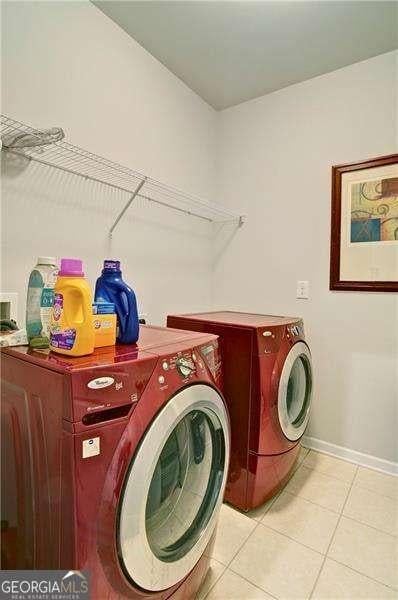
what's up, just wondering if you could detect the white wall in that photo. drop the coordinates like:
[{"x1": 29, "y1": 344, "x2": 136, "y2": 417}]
[
  {"x1": 1, "y1": 0, "x2": 217, "y2": 325},
  {"x1": 214, "y1": 51, "x2": 398, "y2": 464},
  {"x1": 2, "y1": 3, "x2": 397, "y2": 465}
]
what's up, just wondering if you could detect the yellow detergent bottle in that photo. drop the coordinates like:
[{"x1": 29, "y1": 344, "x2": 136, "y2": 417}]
[{"x1": 50, "y1": 258, "x2": 95, "y2": 356}]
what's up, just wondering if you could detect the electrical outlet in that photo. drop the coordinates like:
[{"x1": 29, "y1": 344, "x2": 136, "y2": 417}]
[
  {"x1": 297, "y1": 281, "x2": 309, "y2": 299},
  {"x1": 0, "y1": 292, "x2": 19, "y2": 321}
]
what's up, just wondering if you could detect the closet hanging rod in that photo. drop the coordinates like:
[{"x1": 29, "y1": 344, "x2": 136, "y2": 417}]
[
  {"x1": 138, "y1": 193, "x2": 214, "y2": 222},
  {"x1": 1, "y1": 114, "x2": 246, "y2": 229}
]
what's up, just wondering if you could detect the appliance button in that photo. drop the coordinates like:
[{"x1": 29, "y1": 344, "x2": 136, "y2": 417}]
[
  {"x1": 262, "y1": 331, "x2": 272, "y2": 337},
  {"x1": 158, "y1": 375, "x2": 165, "y2": 385},
  {"x1": 162, "y1": 361, "x2": 169, "y2": 371}
]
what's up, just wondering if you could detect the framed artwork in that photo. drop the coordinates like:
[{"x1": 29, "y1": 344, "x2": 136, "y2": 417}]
[{"x1": 330, "y1": 154, "x2": 398, "y2": 292}]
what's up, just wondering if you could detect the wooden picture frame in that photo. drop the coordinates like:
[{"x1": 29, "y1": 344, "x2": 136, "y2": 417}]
[{"x1": 330, "y1": 154, "x2": 398, "y2": 292}]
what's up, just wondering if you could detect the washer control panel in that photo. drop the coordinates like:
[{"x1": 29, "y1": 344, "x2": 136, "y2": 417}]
[
  {"x1": 175, "y1": 356, "x2": 195, "y2": 378},
  {"x1": 155, "y1": 341, "x2": 220, "y2": 390},
  {"x1": 156, "y1": 350, "x2": 202, "y2": 389}
]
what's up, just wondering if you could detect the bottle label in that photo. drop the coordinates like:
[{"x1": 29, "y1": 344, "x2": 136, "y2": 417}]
[
  {"x1": 103, "y1": 260, "x2": 120, "y2": 270},
  {"x1": 41, "y1": 288, "x2": 54, "y2": 308},
  {"x1": 101, "y1": 319, "x2": 113, "y2": 329},
  {"x1": 50, "y1": 328, "x2": 76, "y2": 350},
  {"x1": 26, "y1": 287, "x2": 43, "y2": 338},
  {"x1": 93, "y1": 318, "x2": 113, "y2": 330},
  {"x1": 53, "y1": 293, "x2": 63, "y2": 321},
  {"x1": 27, "y1": 266, "x2": 58, "y2": 342}
]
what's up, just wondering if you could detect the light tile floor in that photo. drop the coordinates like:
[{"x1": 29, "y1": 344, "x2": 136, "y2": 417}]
[{"x1": 197, "y1": 448, "x2": 398, "y2": 599}]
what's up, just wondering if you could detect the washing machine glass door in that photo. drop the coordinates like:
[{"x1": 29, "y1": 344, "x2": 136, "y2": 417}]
[
  {"x1": 278, "y1": 342, "x2": 312, "y2": 441},
  {"x1": 117, "y1": 384, "x2": 229, "y2": 592}
]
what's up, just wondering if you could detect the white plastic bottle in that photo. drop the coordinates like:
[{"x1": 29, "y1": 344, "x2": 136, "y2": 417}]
[{"x1": 26, "y1": 257, "x2": 58, "y2": 348}]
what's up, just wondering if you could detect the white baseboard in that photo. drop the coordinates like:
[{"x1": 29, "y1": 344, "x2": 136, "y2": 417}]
[{"x1": 302, "y1": 435, "x2": 398, "y2": 477}]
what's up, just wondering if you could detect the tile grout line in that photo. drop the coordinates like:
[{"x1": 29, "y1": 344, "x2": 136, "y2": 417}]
[
  {"x1": 199, "y1": 560, "x2": 227, "y2": 600},
  {"x1": 282, "y1": 485, "x2": 348, "y2": 514},
  {"x1": 203, "y1": 516, "x2": 261, "y2": 598},
  {"x1": 206, "y1": 449, "x2": 397, "y2": 599},
  {"x1": 302, "y1": 447, "x2": 398, "y2": 478},
  {"x1": 203, "y1": 483, "x2": 291, "y2": 599},
  {"x1": 305, "y1": 452, "x2": 398, "y2": 500},
  {"x1": 225, "y1": 566, "x2": 280, "y2": 600},
  {"x1": 278, "y1": 488, "x2": 345, "y2": 515},
  {"x1": 256, "y1": 518, "x2": 398, "y2": 595},
  {"x1": 349, "y1": 483, "x2": 398, "y2": 503},
  {"x1": 288, "y1": 469, "x2": 397, "y2": 513},
  {"x1": 205, "y1": 492, "x2": 284, "y2": 600},
  {"x1": 256, "y1": 486, "x2": 397, "y2": 562},
  {"x1": 205, "y1": 450, "x2": 319, "y2": 599},
  {"x1": 341, "y1": 514, "x2": 398, "y2": 539},
  {"x1": 282, "y1": 487, "x2": 397, "y2": 538},
  {"x1": 328, "y1": 556, "x2": 398, "y2": 592},
  {"x1": 256, "y1": 521, "x2": 326, "y2": 557},
  {"x1": 206, "y1": 451, "x2": 396, "y2": 599},
  {"x1": 308, "y1": 464, "x2": 359, "y2": 599},
  {"x1": 224, "y1": 494, "x2": 280, "y2": 568},
  {"x1": 205, "y1": 519, "x2": 271, "y2": 599},
  {"x1": 296, "y1": 462, "x2": 357, "y2": 485}
]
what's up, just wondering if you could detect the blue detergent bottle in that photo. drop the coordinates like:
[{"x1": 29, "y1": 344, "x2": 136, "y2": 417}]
[{"x1": 94, "y1": 260, "x2": 139, "y2": 344}]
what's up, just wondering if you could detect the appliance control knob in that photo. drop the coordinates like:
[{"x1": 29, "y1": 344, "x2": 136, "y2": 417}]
[
  {"x1": 162, "y1": 361, "x2": 169, "y2": 371},
  {"x1": 158, "y1": 375, "x2": 165, "y2": 385},
  {"x1": 176, "y1": 357, "x2": 195, "y2": 378}
]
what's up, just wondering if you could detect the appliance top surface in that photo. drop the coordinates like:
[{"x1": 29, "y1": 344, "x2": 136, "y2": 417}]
[
  {"x1": 0, "y1": 325, "x2": 217, "y2": 373},
  {"x1": 170, "y1": 311, "x2": 300, "y2": 328},
  {"x1": 138, "y1": 324, "x2": 217, "y2": 349}
]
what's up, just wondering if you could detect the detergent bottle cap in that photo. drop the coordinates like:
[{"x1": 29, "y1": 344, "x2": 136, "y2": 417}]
[
  {"x1": 103, "y1": 259, "x2": 121, "y2": 271},
  {"x1": 37, "y1": 256, "x2": 57, "y2": 266},
  {"x1": 59, "y1": 258, "x2": 84, "y2": 277}
]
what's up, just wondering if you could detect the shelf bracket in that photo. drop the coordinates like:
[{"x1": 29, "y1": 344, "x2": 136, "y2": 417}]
[{"x1": 109, "y1": 177, "x2": 147, "y2": 237}]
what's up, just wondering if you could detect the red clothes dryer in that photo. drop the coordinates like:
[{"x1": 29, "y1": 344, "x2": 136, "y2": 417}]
[
  {"x1": 1, "y1": 325, "x2": 230, "y2": 599},
  {"x1": 167, "y1": 312, "x2": 313, "y2": 512}
]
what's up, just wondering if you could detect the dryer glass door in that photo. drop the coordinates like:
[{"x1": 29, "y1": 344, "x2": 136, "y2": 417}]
[
  {"x1": 117, "y1": 384, "x2": 229, "y2": 592},
  {"x1": 278, "y1": 342, "x2": 312, "y2": 441}
]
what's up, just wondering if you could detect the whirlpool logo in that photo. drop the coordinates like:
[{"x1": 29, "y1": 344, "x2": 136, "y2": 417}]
[{"x1": 0, "y1": 570, "x2": 89, "y2": 599}]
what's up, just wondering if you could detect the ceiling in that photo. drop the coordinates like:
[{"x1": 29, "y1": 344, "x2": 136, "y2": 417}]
[{"x1": 93, "y1": 1, "x2": 398, "y2": 110}]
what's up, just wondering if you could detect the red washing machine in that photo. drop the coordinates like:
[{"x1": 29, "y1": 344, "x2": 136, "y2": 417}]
[
  {"x1": 1, "y1": 325, "x2": 230, "y2": 599},
  {"x1": 167, "y1": 312, "x2": 313, "y2": 512}
]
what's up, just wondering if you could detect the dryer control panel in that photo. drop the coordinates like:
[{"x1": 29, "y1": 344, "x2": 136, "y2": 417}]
[{"x1": 287, "y1": 321, "x2": 304, "y2": 338}]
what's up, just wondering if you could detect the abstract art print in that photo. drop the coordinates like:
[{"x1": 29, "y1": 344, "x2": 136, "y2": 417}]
[
  {"x1": 350, "y1": 177, "x2": 398, "y2": 244},
  {"x1": 330, "y1": 154, "x2": 398, "y2": 292}
]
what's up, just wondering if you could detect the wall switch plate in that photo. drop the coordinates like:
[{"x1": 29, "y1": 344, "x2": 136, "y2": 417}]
[{"x1": 297, "y1": 281, "x2": 309, "y2": 299}]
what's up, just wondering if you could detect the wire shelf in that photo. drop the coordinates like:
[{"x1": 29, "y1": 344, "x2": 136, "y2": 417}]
[{"x1": 1, "y1": 115, "x2": 245, "y2": 234}]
